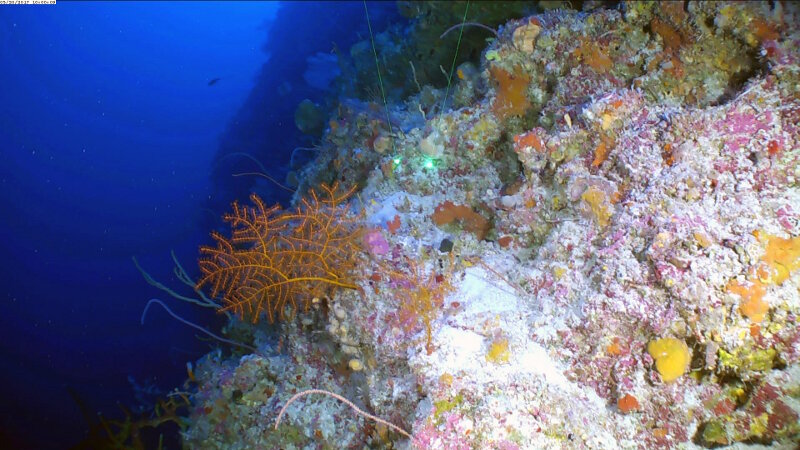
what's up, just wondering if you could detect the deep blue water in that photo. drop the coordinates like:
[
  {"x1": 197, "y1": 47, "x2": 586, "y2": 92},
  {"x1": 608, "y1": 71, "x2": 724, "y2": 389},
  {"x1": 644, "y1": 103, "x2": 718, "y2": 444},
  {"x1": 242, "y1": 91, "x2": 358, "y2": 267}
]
[{"x1": 0, "y1": 2, "x2": 399, "y2": 447}]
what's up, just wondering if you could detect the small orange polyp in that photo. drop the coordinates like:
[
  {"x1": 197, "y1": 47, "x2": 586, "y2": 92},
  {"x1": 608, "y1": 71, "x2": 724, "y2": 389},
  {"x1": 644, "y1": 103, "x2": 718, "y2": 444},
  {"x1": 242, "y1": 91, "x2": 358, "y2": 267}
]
[{"x1": 617, "y1": 394, "x2": 640, "y2": 413}]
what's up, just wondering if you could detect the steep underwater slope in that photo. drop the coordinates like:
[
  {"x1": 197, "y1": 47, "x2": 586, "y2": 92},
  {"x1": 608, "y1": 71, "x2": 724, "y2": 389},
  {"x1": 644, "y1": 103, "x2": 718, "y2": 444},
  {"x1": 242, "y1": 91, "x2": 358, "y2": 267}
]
[{"x1": 185, "y1": 2, "x2": 800, "y2": 449}]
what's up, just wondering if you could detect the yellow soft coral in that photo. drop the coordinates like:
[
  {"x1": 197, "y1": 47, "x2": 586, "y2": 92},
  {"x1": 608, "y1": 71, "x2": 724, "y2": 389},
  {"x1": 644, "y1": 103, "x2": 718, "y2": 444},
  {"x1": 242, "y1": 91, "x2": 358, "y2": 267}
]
[{"x1": 648, "y1": 337, "x2": 690, "y2": 382}]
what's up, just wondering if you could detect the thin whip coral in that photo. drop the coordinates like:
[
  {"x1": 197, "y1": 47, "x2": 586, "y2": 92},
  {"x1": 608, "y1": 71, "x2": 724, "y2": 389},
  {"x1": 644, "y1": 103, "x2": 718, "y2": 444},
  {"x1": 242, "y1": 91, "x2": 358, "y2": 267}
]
[
  {"x1": 275, "y1": 389, "x2": 412, "y2": 440},
  {"x1": 197, "y1": 183, "x2": 363, "y2": 323}
]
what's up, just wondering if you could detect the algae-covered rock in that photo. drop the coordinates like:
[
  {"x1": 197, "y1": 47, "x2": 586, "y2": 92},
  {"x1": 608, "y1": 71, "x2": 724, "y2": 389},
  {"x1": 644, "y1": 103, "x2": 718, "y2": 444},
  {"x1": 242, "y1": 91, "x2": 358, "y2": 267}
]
[{"x1": 294, "y1": 99, "x2": 325, "y2": 137}]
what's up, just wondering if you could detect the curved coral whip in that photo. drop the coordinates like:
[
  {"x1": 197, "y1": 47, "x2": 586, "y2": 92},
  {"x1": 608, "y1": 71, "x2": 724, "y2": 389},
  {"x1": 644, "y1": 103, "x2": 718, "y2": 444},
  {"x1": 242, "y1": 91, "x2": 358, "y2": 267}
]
[
  {"x1": 274, "y1": 389, "x2": 412, "y2": 440},
  {"x1": 141, "y1": 299, "x2": 256, "y2": 352},
  {"x1": 440, "y1": 21, "x2": 498, "y2": 39}
]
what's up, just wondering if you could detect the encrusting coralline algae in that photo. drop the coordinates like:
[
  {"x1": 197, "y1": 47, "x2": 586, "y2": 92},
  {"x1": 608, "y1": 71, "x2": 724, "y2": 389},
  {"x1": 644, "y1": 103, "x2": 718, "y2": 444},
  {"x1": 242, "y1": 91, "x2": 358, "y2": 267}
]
[{"x1": 184, "y1": 2, "x2": 800, "y2": 449}]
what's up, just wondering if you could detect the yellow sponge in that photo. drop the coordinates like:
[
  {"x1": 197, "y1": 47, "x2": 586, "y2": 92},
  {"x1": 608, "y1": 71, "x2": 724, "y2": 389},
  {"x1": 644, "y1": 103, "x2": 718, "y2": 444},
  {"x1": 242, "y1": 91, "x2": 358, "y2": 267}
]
[
  {"x1": 486, "y1": 337, "x2": 511, "y2": 364},
  {"x1": 648, "y1": 337, "x2": 690, "y2": 382}
]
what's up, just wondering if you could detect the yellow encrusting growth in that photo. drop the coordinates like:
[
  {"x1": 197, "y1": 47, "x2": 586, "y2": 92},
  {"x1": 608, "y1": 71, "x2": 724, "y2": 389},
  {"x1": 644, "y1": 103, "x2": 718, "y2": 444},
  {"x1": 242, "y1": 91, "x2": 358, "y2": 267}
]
[
  {"x1": 726, "y1": 231, "x2": 800, "y2": 323},
  {"x1": 581, "y1": 186, "x2": 613, "y2": 227},
  {"x1": 439, "y1": 373, "x2": 454, "y2": 387},
  {"x1": 754, "y1": 231, "x2": 800, "y2": 285},
  {"x1": 727, "y1": 279, "x2": 768, "y2": 322},
  {"x1": 486, "y1": 337, "x2": 511, "y2": 364},
  {"x1": 647, "y1": 337, "x2": 690, "y2": 382}
]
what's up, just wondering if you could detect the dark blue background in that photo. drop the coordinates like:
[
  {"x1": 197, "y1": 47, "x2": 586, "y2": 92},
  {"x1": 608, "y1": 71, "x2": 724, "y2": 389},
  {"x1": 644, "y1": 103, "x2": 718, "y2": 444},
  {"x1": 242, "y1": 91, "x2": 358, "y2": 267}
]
[{"x1": 0, "y1": 2, "x2": 400, "y2": 447}]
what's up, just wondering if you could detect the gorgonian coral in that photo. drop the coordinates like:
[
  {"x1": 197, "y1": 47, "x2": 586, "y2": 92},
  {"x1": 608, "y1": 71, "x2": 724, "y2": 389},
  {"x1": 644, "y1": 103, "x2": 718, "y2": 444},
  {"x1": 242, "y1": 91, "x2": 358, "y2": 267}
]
[{"x1": 197, "y1": 183, "x2": 364, "y2": 323}]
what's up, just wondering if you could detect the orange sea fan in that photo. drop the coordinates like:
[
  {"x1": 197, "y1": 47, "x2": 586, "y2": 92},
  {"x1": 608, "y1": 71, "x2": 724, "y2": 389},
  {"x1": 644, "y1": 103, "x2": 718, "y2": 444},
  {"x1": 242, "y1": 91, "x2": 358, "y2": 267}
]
[{"x1": 197, "y1": 183, "x2": 364, "y2": 323}]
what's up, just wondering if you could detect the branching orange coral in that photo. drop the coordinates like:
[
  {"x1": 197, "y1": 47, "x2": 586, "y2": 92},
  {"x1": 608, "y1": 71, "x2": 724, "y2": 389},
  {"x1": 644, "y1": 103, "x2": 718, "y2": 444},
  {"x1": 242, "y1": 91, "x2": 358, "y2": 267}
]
[
  {"x1": 197, "y1": 183, "x2": 363, "y2": 323},
  {"x1": 388, "y1": 254, "x2": 455, "y2": 355}
]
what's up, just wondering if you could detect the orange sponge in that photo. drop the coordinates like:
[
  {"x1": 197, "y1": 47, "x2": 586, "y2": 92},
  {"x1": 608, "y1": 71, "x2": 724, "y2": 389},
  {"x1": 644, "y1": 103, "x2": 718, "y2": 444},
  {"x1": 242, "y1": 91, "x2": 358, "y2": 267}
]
[
  {"x1": 647, "y1": 337, "x2": 690, "y2": 382},
  {"x1": 490, "y1": 65, "x2": 531, "y2": 120}
]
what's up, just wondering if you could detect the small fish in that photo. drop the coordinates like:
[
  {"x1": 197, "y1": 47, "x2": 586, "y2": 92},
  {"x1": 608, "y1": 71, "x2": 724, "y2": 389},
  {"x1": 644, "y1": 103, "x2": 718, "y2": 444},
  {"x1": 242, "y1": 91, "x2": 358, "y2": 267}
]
[
  {"x1": 207, "y1": 77, "x2": 221, "y2": 86},
  {"x1": 186, "y1": 361, "x2": 196, "y2": 383}
]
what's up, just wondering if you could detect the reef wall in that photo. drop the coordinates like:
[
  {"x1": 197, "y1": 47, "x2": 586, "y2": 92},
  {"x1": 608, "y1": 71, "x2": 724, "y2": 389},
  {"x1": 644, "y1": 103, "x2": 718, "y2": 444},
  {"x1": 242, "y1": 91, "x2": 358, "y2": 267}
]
[{"x1": 186, "y1": 2, "x2": 800, "y2": 449}]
